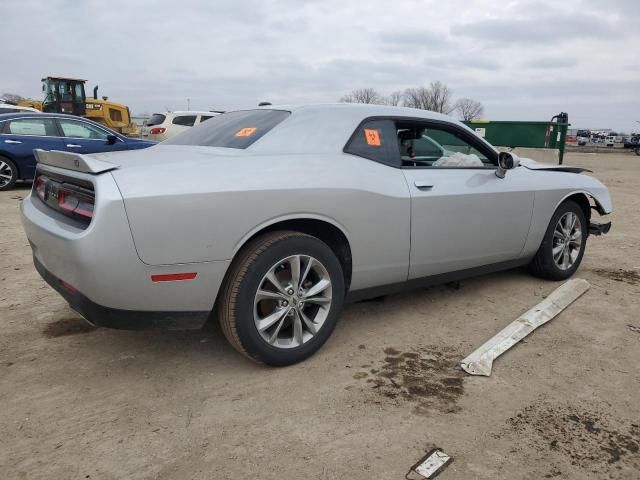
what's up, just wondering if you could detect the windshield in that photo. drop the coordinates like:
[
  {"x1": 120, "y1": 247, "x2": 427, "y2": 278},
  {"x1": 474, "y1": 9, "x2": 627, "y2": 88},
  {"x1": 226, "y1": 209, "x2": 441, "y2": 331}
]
[{"x1": 164, "y1": 109, "x2": 290, "y2": 149}]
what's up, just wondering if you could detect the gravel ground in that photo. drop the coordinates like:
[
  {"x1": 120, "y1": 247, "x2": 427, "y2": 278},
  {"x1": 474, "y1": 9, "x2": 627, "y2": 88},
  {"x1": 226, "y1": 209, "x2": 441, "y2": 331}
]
[{"x1": 1, "y1": 151, "x2": 639, "y2": 479}]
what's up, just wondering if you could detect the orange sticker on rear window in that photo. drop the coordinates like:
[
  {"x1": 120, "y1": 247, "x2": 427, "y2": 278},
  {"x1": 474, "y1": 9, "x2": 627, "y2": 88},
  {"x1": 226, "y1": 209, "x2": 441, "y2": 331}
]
[
  {"x1": 364, "y1": 128, "x2": 381, "y2": 146},
  {"x1": 235, "y1": 127, "x2": 257, "y2": 137}
]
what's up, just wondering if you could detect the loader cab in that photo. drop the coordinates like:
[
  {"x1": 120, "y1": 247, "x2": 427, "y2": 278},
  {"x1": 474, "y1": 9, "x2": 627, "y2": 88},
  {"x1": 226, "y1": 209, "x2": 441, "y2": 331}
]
[{"x1": 41, "y1": 77, "x2": 86, "y2": 117}]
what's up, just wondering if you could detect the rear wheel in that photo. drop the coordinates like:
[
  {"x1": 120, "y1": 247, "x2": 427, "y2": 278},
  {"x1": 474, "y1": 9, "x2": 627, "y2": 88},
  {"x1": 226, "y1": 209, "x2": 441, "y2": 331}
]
[
  {"x1": 218, "y1": 231, "x2": 345, "y2": 366},
  {"x1": 0, "y1": 157, "x2": 18, "y2": 191},
  {"x1": 530, "y1": 200, "x2": 587, "y2": 280}
]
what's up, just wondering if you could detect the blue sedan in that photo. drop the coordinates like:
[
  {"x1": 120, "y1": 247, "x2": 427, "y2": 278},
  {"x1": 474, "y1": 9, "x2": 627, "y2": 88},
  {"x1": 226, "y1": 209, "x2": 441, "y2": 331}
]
[{"x1": 0, "y1": 113, "x2": 155, "y2": 190}]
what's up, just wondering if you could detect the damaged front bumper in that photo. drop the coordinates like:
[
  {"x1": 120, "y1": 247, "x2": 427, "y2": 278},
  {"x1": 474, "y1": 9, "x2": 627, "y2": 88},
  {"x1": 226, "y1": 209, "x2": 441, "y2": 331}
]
[{"x1": 589, "y1": 221, "x2": 612, "y2": 236}]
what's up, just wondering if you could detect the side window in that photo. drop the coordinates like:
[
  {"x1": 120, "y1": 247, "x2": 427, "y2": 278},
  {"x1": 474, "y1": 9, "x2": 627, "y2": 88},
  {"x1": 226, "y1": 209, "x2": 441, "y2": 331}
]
[
  {"x1": 344, "y1": 119, "x2": 400, "y2": 166},
  {"x1": 396, "y1": 122, "x2": 494, "y2": 168},
  {"x1": 58, "y1": 120, "x2": 109, "y2": 140},
  {"x1": 5, "y1": 118, "x2": 57, "y2": 136},
  {"x1": 200, "y1": 115, "x2": 213, "y2": 122},
  {"x1": 172, "y1": 115, "x2": 197, "y2": 127}
]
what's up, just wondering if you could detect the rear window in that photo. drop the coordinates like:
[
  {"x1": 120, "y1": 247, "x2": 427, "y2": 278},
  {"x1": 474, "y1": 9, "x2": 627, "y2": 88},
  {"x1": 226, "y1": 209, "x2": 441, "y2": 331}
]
[
  {"x1": 164, "y1": 109, "x2": 290, "y2": 149},
  {"x1": 200, "y1": 115, "x2": 214, "y2": 122},
  {"x1": 146, "y1": 113, "x2": 166, "y2": 127},
  {"x1": 172, "y1": 115, "x2": 197, "y2": 127}
]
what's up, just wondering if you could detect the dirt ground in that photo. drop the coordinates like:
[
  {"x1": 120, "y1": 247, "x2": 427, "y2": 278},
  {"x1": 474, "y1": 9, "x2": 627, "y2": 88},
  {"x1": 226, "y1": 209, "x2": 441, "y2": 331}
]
[{"x1": 1, "y1": 151, "x2": 639, "y2": 480}]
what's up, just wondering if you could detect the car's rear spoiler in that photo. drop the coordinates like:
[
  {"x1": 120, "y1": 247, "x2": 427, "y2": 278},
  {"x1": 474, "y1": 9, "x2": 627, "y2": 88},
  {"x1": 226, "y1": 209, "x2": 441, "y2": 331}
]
[{"x1": 33, "y1": 149, "x2": 119, "y2": 174}]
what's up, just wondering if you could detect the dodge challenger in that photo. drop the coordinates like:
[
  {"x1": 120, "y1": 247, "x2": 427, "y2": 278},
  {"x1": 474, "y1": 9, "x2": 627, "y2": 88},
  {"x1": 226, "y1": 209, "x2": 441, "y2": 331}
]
[{"x1": 20, "y1": 104, "x2": 612, "y2": 365}]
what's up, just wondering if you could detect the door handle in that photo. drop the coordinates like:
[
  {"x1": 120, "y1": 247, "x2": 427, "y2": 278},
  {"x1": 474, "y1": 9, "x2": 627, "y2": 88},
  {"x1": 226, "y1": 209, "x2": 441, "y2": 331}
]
[
  {"x1": 66, "y1": 144, "x2": 82, "y2": 148},
  {"x1": 4, "y1": 139, "x2": 22, "y2": 144},
  {"x1": 414, "y1": 181, "x2": 434, "y2": 191}
]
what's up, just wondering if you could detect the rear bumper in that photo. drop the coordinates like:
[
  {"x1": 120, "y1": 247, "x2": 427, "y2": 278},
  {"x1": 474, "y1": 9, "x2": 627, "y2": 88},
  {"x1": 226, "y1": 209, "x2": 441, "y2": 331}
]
[
  {"x1": 34, "y1": 256, "x2": 208, "y2": 330},
  {"x1": 21, "y1": 164, "x2": 230, "y2": 328}
]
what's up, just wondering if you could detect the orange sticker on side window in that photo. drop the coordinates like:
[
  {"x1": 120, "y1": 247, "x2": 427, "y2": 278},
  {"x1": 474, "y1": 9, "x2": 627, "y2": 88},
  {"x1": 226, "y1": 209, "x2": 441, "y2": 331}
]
[
  {"x1": 235, "y1": 127, "x2": 257, "y2": 137},
  {"x1": 364, "y1": 128, "x2": 381, "y2": 146}
]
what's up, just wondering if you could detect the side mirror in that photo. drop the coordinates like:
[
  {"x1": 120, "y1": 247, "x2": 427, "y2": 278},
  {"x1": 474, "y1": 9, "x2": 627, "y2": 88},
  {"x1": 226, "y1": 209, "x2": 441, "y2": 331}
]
[
  {"x1": 496, "y1": 151, "x2": 520, "y2": 178},
  {"x1": 107, "y1": 134, "x2": 118, "y2": 145}
]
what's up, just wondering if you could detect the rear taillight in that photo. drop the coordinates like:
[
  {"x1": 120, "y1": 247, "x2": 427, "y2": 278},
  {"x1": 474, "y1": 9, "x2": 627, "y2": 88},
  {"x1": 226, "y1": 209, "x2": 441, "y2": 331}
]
[
  {"x1": 35, "y1": 176, "x2": 46, "y2": 199},
  {"x1": 57, "y1": 189, "x2": 94, "y2": 220},
  {"x1": 34, "y1": 174, "x2": 94, "y2": 224},
  {"x1": 150, "y1": 127, "x2": 166, "y2": 135}
]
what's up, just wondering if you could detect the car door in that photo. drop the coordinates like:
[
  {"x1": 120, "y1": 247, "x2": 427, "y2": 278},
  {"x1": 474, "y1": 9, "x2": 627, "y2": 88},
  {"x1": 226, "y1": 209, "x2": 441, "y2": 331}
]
[
  {"x1": 0, "y1": 117, "x2": 65, "y2": 180},
  {"x1": 56, "y1": 118, "x2": 124, "y2": 154},
  {"x1": 397, "y1": 120, "x2": 535, "y2": 279}
]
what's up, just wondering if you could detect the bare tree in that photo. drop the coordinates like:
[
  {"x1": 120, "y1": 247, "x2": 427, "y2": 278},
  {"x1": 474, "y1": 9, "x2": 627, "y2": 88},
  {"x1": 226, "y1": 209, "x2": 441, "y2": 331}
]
[
  {"x1": 402, "y1": 86, "x2": 431, "y2": 110},
  {"x1": 384, "y1": 90, "x2": 403, "y2": 106},
  {"x1": 339, "y1": 88, "x2": 383, "y2": 104},
  {"x1": 1, "y1": 93, "x2": 25, "y2": 105},
  {"x1": 403, "y1": 81, "x2": 455, "y2": 114},
  {"x1": 427, "y1": 81, "x2": 454, "y2": 114},
  {"x1": 455, "y1": 98, "x2": 484, "y2": 121}
]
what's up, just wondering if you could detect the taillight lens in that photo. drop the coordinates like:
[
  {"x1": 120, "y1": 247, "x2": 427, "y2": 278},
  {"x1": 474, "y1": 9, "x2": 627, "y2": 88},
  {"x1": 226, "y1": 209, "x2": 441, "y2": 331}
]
[
  {"x1": 150, "y1": 127, "x2": 166, "y2": 135},
  {"x1": 57, "y1": 190, "x2": 94, "y2": 220},
  {"x1": 35, "y1": 176, "x2": 46, "y2": 199},
  {"x1": 34, "y1": 174, "x2": 94, "y2": 224}
]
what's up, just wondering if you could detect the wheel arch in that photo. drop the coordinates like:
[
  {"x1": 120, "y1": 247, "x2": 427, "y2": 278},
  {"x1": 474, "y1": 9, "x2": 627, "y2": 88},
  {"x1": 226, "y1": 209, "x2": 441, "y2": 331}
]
[
  {"x1": 554, "y1": 190, "x2": 609, "y2": 222},
  {"x1": 231, "y1": 215, "x2": 353, "y2": 290},
  {"x1": 557, "y1": 192, "x2": 592, "y2": 222}
]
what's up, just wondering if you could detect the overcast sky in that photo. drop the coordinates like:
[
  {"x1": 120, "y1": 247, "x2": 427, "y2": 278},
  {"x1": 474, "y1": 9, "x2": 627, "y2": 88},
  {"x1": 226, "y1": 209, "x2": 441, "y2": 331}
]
[{"x1": 2, "y1": 0, "x2": 639, "y2": 131}]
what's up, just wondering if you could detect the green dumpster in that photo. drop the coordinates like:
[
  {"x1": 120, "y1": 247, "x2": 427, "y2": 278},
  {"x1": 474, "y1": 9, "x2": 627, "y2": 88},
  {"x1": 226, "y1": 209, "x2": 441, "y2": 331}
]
[{"x1": 464, "y1": 113, "x2": 569, "y2": 164}]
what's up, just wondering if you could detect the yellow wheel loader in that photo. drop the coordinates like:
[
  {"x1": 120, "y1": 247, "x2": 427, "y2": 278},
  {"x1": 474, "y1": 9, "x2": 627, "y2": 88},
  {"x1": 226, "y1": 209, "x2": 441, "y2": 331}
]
[{"x1": 19, "y1": 77, "x2": 139, "y2": 136}]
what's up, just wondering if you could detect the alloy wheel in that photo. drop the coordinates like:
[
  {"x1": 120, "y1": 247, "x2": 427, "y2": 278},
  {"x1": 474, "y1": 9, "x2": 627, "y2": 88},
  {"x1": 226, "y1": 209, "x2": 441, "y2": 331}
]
[
  {"x1": 0, "y1": 160, "x2": 14, "y2": 188},
  {"x1": 552, "y1": 211, "x2": 583, "y2": 270},
  {"x1": 253, "y1": 255, "x2": 332, "y2": 349}
]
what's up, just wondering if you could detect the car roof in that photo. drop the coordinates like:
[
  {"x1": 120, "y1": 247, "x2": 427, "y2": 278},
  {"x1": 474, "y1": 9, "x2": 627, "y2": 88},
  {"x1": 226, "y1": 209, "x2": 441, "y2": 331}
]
[
  {"x1": 155, "y1": 110, "x2": 218, "y2": 116},
  {"x1": 249, "y1": 103, "x2": 456, "y2": 122},
  {"x1": 0, "y1": 112, "x2": 98, "y2": 121},
  {"x1": 239, "y1": 103, "x2": 492, "y2": 155},
  {"x1": 0, "y1": 104, "x2": 40, "y2": 111}
]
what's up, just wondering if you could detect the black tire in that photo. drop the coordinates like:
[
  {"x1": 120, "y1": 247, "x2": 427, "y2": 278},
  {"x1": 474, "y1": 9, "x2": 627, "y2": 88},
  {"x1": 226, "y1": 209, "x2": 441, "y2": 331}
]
[
  {"x1": 634, "y1": 147, "x2": 640, "y2": 156},
  {"x1": 218, "y1": 230, "x2": 345, "y2": 366},
  {"x1": 0, "y1": 156, "x2": 18, "y2": 191},
  {"x1": 529, "y1": 200, "x2": 588, "y2": 280}
]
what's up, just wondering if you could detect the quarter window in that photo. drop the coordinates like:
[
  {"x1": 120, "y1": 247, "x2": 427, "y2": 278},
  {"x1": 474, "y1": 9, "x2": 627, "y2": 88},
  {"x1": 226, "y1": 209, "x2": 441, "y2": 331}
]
[
  {"x1": 200, "y1": 115, "x2": 214, "y2": 122},
  {"x1": 4, "y1": 118, "x2": 58, "y2": 136},
  {"x1": 172, "y1": 115, "x2": 197, "y2": 127},
  {"x1": 58, "y1": 120, "x2": 109, "y2": 140},
  {"x1": 344, "y1": 119, "x2": 400, "y2": 166}
]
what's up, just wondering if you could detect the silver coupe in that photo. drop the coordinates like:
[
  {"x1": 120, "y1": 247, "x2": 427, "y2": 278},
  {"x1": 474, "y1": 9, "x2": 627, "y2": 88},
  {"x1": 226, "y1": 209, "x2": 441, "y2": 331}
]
[{"x1": 21, "y1": 104, "x2": 612, "y2": 365}]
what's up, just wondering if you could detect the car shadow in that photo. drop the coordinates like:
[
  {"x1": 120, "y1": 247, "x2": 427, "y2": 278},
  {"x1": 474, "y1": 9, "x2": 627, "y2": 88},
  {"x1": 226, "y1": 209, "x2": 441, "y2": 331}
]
[
  {"x1": 13, "y1": 181, "x2": 33, "y2": 190},
  {"x1": 39, "y1": 267, "x2": 544, "y2": 373}
]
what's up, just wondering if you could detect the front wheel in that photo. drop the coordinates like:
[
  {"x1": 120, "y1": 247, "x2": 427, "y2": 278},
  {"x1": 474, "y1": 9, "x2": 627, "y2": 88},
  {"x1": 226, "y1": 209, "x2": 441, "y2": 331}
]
[
  {"x1": 0, "y1": 157, "x2": 18, "y2": 191},
  {"x1": 529, "y1": 200, "x2": 587, "y2": 280},
  {"x1": 218, "y1": 231, "x2": 345, "y2": 366}
]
